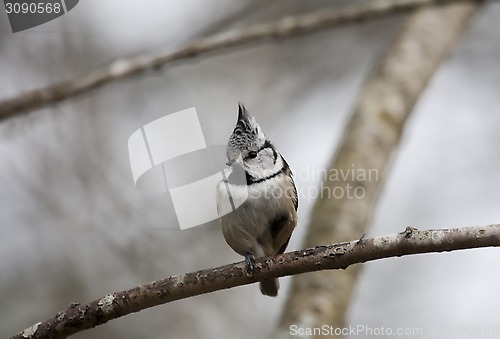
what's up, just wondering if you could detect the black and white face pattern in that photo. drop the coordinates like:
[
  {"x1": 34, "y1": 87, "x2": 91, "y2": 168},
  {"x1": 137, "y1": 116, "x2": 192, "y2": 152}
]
[
  {"x1": 226, "y1": 104, "x2": 284, "y2": 181},
  {"x1": 226, "y1": 104, "x2": 265, "y2": 162},
  {"x1": 243, "y1": 139, "x2": 284, "y2": 181}
]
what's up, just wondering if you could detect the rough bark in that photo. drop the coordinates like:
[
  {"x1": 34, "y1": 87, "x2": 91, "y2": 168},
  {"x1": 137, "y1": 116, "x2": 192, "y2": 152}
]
[{"x1": 10, "y1": 224, "x2": 500, "y2": 339}]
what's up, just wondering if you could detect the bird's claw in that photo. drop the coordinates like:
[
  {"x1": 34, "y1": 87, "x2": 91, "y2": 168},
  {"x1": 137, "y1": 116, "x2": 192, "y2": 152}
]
[{"x1": 244, "y1": 253, "x2": 255, "y2": 277}]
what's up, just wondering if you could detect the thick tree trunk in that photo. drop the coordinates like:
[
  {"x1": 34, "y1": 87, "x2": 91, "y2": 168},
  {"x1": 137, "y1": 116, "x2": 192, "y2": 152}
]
[{"x1": 273, "y1": 3, "x2": 479, "y2": 338}]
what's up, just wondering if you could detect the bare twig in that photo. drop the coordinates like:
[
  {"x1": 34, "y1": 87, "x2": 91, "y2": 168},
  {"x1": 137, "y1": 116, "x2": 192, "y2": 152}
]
[
  {"x1": 10, "y1": 224, "x2": 500, "y2": 339},
  {"x1": 273, "y1": 2, "x2": 480, "y2": 337},
  {"x1": 0, "y1": 0, "x2": 483, "y2": 122}
]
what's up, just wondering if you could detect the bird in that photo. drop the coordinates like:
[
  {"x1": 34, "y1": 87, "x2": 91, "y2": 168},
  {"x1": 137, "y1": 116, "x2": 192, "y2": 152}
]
[{"x1": 216, "y1": 103, "x2": 298, "y2": 297}]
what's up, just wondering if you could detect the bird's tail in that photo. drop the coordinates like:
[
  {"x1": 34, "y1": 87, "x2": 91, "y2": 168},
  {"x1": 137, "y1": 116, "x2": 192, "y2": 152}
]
[{"x1": 260, "y1": 278, "x2": 279, "y2": 297}]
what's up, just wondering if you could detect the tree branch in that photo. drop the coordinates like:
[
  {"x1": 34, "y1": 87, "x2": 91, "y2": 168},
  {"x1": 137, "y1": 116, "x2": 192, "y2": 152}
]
[
  {"x1": 10, "y1": 224, "x2": 500, "y2": 339},
  {"x1": 0, "y1": 0, "x2": 484, "y2": 122}
]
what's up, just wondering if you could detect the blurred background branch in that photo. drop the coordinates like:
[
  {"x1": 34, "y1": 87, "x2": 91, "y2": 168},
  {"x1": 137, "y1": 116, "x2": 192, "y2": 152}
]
[
  {"x1": 272, "y1": 2, "x2": 479, "y2": 338},
  {"x1": 10, "y1": 224, "x2": 500, "y2": 339},
  {"x1": 0, "y1": 0, "x2": 483, "y2": 122}
]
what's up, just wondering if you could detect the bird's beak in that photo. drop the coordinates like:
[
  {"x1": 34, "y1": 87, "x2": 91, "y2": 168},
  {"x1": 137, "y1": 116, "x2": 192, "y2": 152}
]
[{"x1": 226, "y1": 159, "x2": 235, "y2": 166}]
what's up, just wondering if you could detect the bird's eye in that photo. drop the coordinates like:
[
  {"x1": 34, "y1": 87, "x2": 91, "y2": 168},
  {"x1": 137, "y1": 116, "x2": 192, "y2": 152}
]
[{"x1": 248, "y1": 151, "x2": 258, "y2": 159}]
